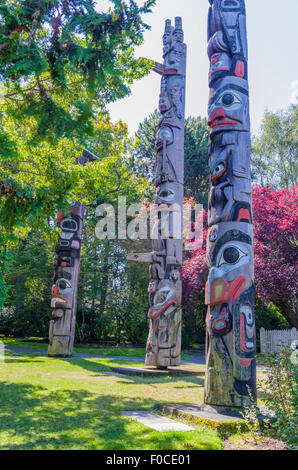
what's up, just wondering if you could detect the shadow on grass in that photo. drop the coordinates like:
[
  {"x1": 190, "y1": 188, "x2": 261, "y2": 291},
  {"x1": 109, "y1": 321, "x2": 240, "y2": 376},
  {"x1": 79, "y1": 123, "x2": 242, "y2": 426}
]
[
  {"x1": 4, "y1": 359, "x2": 44, "y2": 364},
  {"x1": 59, "y1": 357, "x2": 206, "y2": 387},
  {"x1": 0, "y1": 381, "x2": 220, "y2": 451}
]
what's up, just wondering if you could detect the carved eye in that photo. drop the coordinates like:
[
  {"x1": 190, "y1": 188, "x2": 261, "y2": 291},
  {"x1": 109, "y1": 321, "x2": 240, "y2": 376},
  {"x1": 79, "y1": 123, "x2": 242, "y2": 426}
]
[
  {"x1": 159, "y1": 293, "x2": 168, "y2": 303},
  {"x1": 57, "y1": 278, "x2": 72, "y2": 294},
  {"x1": 241, "y1": 305, "x2": 254, "y2": 326},
  {"x1": 216, "y1": 92, "x2": 241, "y2": 107},
  {"x1": 158, "y1": 127, "x2": 172, "y2": 141},
  {"x1": 213, "y1": 162, "x2": 225, "y2": 176},
  {"x1": 154, "y1": 289, "x2": 171, "y2": 306},
  {"x1": 158, "y1": 189, "x2": 175, "y2": 201},
  {"x1": 218, "y1": 246, "x2": 247, "y2": 266},
  {"x1": 60, "y1": 218, "x2": 78, "y2": 233}
]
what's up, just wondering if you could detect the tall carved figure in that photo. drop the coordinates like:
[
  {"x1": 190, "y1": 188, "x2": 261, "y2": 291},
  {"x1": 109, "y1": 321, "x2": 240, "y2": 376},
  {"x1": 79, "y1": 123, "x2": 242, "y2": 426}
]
[
  {"x1": 48, "y1": 150, "x2": 97, "y2": 357},
  {"x1": 128, "y1": 17, "x2": 187, "y2": 368},
  {"x1": 204, "y1": 0, "x2": 256, "y2": 407}
]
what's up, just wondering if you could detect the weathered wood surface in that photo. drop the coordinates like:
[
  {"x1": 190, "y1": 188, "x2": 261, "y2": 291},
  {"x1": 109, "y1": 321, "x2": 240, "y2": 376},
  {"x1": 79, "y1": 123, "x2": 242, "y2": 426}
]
[
  {"x1": 127, "y1": 18, "x2": 187, "y2": 368},
  {"x1": 48, "y1": 150, "x2": 97, "y2": 357},
  {"x1": 204, "y1": 0, "x2": 256, "y2": 408}
]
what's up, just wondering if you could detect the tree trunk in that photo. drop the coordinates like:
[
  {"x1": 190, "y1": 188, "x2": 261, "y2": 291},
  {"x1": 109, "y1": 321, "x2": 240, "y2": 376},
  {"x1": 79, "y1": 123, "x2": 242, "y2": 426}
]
[
  {"x1": 99, "y1": 252, "x2": 109, "y2": 317},
  {"x1": 278, "y1": 300, "x2": 298, "y2": 329}
]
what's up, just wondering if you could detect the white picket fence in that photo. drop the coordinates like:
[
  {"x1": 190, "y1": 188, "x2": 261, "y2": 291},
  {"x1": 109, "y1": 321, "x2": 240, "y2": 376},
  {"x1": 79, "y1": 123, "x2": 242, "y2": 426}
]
[{"x1": 260, "y1": 327, "x2": 298, "y2": 354}]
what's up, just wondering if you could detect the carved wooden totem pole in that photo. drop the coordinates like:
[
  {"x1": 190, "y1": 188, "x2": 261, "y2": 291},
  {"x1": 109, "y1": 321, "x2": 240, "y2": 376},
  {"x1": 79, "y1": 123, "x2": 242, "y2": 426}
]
[
  {"x1": 204, "y1": 0, "x2": 256, "y2": 407},
  {"x1": 48, "y1": 150, "x2": 97, "y2": 357},
  {"x1": 128, "y1": 18, "x2": 186, "y2": 369}
]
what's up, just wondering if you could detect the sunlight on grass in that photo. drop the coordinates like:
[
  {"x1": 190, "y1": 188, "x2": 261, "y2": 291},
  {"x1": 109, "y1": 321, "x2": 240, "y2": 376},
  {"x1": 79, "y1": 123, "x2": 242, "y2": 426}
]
[{"x1": 0, "y1": 351, "x2": 217, "y2": 450}]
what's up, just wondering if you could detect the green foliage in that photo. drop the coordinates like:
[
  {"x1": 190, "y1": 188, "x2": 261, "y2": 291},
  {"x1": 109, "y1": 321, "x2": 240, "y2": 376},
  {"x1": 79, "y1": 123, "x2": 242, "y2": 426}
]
[
  {"x1": 262, "y1": 347, "x2": 298, "y2": 449},
  {"x1": 252, "y1": 105, "x2": 298, "y2": 188},
  {"x1": 236, "y1": 388, "x2": 271, "y2": 444},
  {"x1": 0, "y1": 115, "x2": 150, "y2": 339},
  {"x1": 182, "y1": 298, "x2": 206, "y2": 349},
  {"x1": 184, "y1": 116, "x2": 210, "y2": 207},
  {"x1": 131, "y1": 109, "x2": 159, "y2": 183},
  {"x1": 0, "y1": 241, "x2": 13, "y2": 311},
  {"x1": 255, "y1": 298, "x2": 290, "y2": 350},
  {"x1": 255, "y1": 298, "x2": 290, "y2": 333},
  {"x1": 0, "y1": 231, "x2": 54, "y2": 337},
  {"x1": 0, "y1": 0, "x2": 155, "y2": 142},
  {"x1": 77, "y1": 230, "x2": 150, "y2": 345},
  {"x1": 0, "y1": 113, "x2": 149, "y2": 234},
  {"x1": 0, "y1": 1, "x2": 156, "y2": 301},
  {"x1": 131, "y1": 112, "x2": 210, "y2": 206}
]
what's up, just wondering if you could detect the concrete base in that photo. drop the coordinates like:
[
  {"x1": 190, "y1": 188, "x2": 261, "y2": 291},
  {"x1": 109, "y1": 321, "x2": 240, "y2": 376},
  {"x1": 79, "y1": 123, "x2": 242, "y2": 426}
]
[
  {"x1": 111, "y1": 367, "x2": 203, "y2": 377},
  {"x1": 122, "y1": 411, "x2": 195, "y2": 432},
  {"x1": 153, "y1": 403, "x2": 273, "y2": 437}
]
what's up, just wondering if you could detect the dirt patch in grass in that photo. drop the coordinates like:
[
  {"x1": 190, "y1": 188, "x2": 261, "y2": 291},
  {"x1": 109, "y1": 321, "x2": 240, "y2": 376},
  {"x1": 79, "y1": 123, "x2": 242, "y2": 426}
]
[{"x1": 223, "y1": 434, "x2": 285, "y2": 451}]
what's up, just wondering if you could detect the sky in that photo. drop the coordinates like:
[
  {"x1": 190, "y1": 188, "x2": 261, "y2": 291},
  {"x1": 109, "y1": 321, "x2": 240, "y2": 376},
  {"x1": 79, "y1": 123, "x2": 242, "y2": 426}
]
[{"x1": 98, "y1": 0, "x2": 298, "y2": 135}]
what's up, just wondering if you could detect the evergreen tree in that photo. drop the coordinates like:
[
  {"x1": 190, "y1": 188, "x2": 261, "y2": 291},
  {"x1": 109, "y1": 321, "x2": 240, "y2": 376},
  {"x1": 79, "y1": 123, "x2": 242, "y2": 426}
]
[
  {"x1": 0, "y1": 0, "x2": 155, "y2": 142},
  {"x1": 132, "y1": 112, "x2": 210, "y2": 206}
]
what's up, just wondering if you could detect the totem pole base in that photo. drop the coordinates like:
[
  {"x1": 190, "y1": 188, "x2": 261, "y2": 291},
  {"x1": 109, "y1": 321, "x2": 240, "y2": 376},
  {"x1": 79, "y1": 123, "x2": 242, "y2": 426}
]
[
  {"x1": 145, "y1": 309, "x2": 182, "y2": 369},
  {"x1": 48, "y1": 354, "x2": 73, "y2": 358},
  {"x1": 111, "y1": 367, "x2": 201, "y2": 377},
  {"x1": 48, "y1": 333, "x2": 74, "y2": 357}
]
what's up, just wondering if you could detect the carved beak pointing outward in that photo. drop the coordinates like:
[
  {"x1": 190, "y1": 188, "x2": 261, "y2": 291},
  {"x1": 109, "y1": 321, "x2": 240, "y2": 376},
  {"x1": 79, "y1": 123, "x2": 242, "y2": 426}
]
[
  {"x1": 148, "y1": 301, "x2": 176, "y2": 320},
  {"x1": 205, "y1": 275, "x2": 246, "y2": 306},
  {"x1": 51, "y1": 295, "x2": 68, "y2": 308},
  {"x1": 205, "y1": 242, "x2": 250, "y2": 305},
  {"x1": 148, "y1": 287, "x2": 177, "y2": 320}
]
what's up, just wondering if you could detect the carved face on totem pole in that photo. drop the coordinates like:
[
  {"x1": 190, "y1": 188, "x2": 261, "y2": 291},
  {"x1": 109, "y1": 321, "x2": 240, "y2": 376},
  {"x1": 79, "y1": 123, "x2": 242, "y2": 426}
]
[
  {"x1": 206, "y1": 226, "x2": 253, "y2": 308},
  {"x1": 51, "y1": 211, "x2": 82, "y2": 314},
  {"x1": 144, "y1": 17, "x2": 186, "y2": 368},
  {"x1": 48, "y1": 150, "x2": 97, "y2": 357},
  {"x1": 208, "y1": 78, "x2": 250, "y2": 135},
  {"x1": 205, "y1": 0, "x2": 256, "y2": 407},
  {"x1": 148, "y1": 279, "x2": 182, "y2": 320}
]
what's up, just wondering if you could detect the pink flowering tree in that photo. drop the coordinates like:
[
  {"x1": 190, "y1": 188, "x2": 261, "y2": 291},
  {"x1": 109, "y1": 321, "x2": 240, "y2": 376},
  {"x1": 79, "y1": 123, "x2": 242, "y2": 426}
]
[
  {"x1": 253, "y1": 185, "x2": 298, "y2": 328},
  {"x1": 182, "y1": 185, "x2": 298, "y2": 328}
]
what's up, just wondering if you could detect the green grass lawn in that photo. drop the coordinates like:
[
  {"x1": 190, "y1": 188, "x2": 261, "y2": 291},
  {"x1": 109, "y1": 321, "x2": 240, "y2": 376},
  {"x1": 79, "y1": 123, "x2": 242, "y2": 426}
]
[
  {"x1": 1, "y1": 338, "x2": 192, "y2": 359},
  {"x1": 0, "y1": 348, "x2": 221, "y2": 450},
  {"x1": 0, "y1": 339, "x2": 274, "y2": 450}
]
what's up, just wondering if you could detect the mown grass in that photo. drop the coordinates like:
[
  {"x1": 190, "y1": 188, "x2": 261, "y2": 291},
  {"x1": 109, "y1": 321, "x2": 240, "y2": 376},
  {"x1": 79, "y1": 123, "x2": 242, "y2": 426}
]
[
  {"x1": 0, "y1": 350, "x2": 221, "y2": 450},
  {"x1": 1, "y1": 338, "x2": 192, "y2": 359}
]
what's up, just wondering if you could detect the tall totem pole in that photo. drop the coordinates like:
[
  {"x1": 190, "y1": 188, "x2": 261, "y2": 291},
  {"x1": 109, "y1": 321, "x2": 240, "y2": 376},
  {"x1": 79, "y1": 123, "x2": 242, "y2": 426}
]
[
  {"x1": 127, "y1": 17, "x2": 186, "y2": 369},
  {"x1": 204, "y1": 0, "x2": 256, "y2": 408},
  {"x1": 48, "y1": 150, "x2": 97, "y2": 357}
]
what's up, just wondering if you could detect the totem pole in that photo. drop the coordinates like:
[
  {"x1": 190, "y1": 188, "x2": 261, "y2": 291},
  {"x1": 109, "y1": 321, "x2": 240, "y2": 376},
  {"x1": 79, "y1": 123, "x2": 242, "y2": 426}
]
[
  {"x1": 48, "y1": 150, "x2": 98, "y2": 357},
  {"x1": 204, "y1": 0, "x2": 256, "y2": 408},
  {"x1": 127, "y1": 17, "x2": 186, "y2": 369}
]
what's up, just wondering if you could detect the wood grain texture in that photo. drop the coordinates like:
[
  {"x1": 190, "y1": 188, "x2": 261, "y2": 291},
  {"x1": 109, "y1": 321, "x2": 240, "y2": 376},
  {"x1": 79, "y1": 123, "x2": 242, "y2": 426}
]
[
  {"x1": 48, "y1": 152, "x2": 97, "y2": 357},
  {"x1": 127, "y1": 18, "x2": 187, "y2": 368},
  {"x1": 204, "y1": 0, "x2": 256, "y2": 408}
]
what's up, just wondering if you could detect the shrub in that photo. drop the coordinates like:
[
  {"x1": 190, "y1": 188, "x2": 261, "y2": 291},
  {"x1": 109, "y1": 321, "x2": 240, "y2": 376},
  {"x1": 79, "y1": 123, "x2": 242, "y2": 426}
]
[{"x1": 262, "y1": 346, "x2": 298, "y2": 449}]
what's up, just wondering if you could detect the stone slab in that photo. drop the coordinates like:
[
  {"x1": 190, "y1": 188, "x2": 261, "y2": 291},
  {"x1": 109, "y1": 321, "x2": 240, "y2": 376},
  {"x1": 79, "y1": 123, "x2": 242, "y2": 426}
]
[
  {"x1": 97, "y1": 371, "x2": 128, "y2": 378},
  {"x1": 111, "y1": 367, "x2": 203, "y2": 377},
  {"x1": 153, "y1": 403, "x2": 274, "y2": 437},
  {"x1": 154, "y1": 403, "x2": 244, "y2": 423},
  {"x1": 122, "y1": 411, "x2": 195, "y2": 432}
]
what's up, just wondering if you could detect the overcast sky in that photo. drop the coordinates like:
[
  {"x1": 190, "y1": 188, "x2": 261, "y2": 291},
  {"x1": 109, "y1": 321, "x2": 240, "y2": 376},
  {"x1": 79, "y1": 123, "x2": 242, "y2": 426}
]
[{"x1": 97, "y1": 0, "x2": 298, "y2": 135}]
